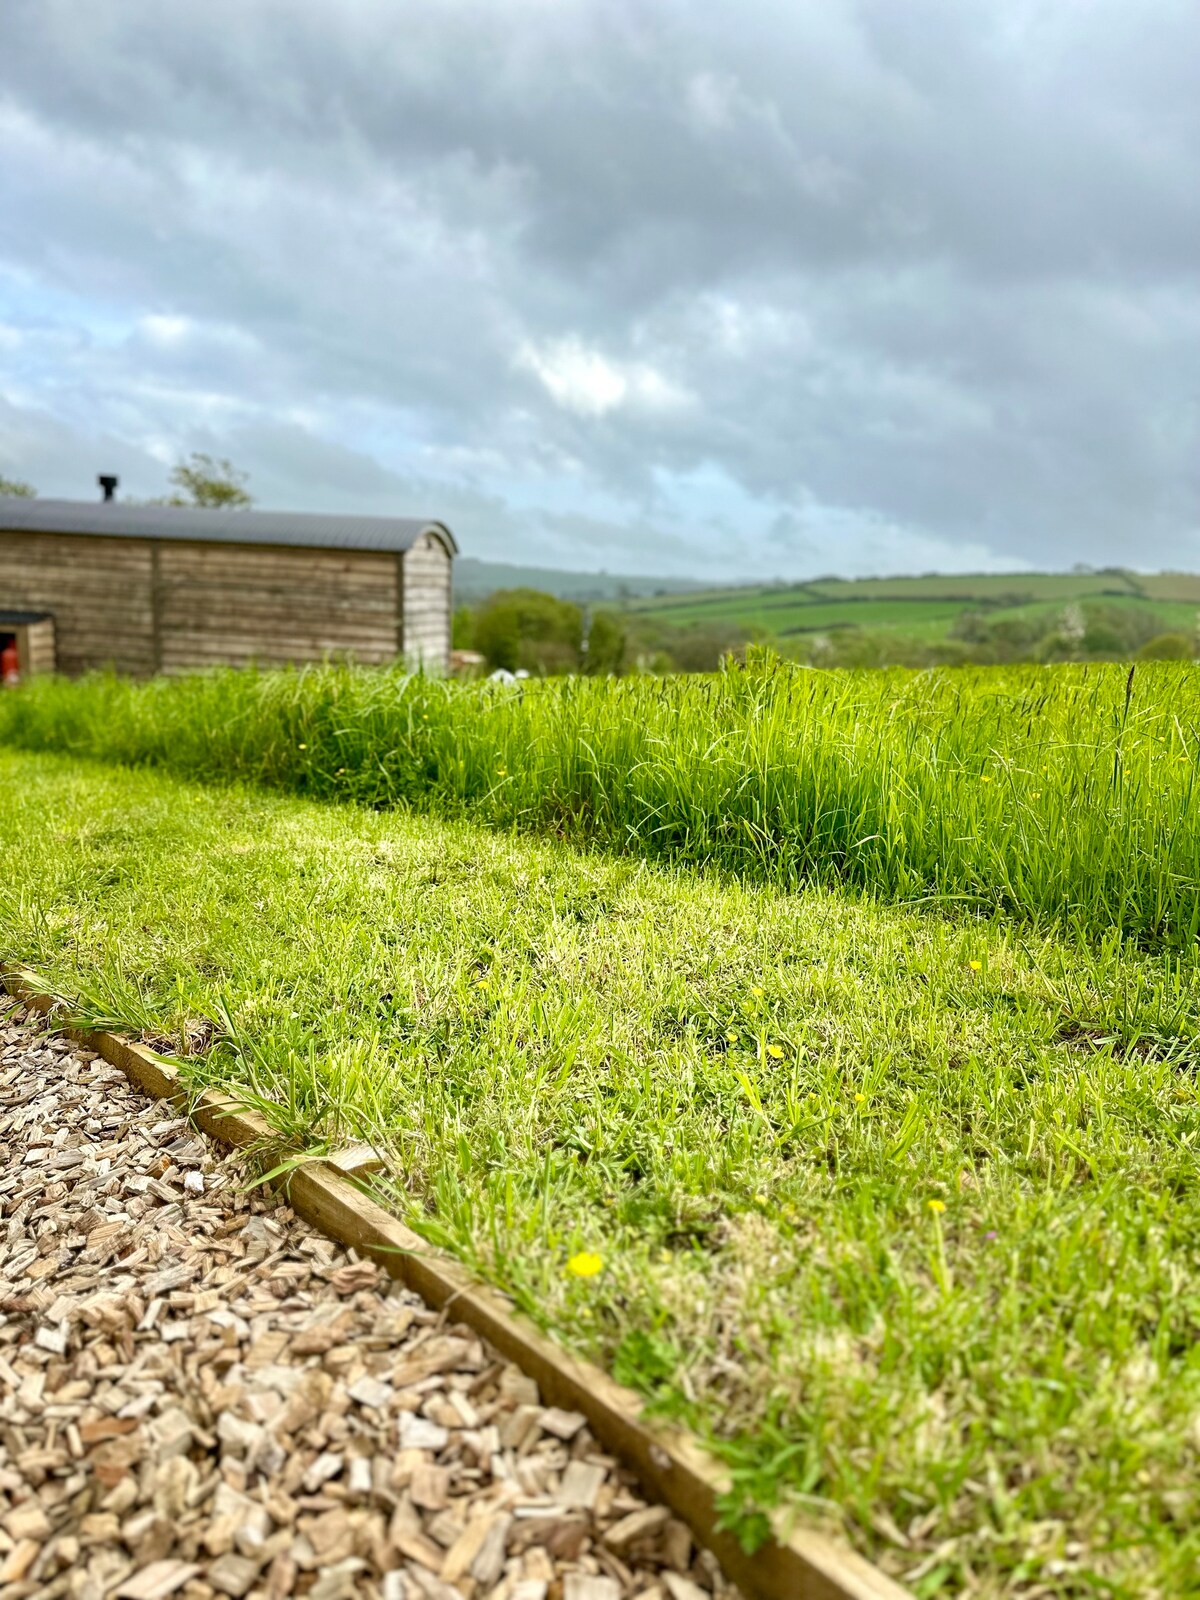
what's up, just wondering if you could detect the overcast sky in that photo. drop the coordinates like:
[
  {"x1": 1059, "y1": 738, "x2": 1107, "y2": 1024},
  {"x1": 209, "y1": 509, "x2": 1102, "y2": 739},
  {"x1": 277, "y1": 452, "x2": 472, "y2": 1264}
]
[{"x1": 2, "y1": 0, "x2": 1198, "y2": 580}]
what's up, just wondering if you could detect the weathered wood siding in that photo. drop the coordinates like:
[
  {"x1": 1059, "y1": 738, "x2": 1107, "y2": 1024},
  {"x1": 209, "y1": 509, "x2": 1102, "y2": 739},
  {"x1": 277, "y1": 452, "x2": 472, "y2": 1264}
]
[
  {"x1": 21, "y1": 619, "x2": 57, "y2": 676},
  {"x1": 0, "y1": 532, "x2": 155, "y2": 675},
  {"x1": 402, "y1": 531, "x2": 452, "y2": 673},
  {"x1": 156, "y1": 542, "x2": 399, "y2": 672},
  {"x1": 1, "y1": 526, "x2": 454, "y2": 675}
]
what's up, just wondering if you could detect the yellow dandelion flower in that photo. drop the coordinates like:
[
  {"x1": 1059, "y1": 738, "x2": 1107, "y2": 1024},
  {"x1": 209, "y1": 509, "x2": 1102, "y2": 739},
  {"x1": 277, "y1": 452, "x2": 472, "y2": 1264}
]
[
  {"x1": 1031, "y1": 791, "x2": 1041, "y2": 799},
  {"x1": 297, "y1": 743, "x2": 307, "y2": 750},
  {"x1": 751, "y1": 986, "x2": 765, "y2": 998},
  {"x1": 969, "y1": 959, "x2": 982, "y2": 971},
  {"x1": 854, "y1": 1092, "x2": 866, "y2": 1104},
  {"x1": 725, "y1": 1030, "x2": 738, "y2": 1044},
  {"x1": 766, "y1": 1043, "x2": 784, "y2": 1060},
  {"x1": 566, "y1": 1251, "x2": 604, "y2": 1278},
  {"x1": 928, "y1": 1198, "x2": 946, "y2": 1214}
]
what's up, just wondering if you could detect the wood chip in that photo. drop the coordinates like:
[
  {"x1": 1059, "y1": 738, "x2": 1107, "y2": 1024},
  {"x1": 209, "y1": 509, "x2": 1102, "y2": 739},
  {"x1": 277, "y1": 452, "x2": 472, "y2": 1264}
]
[
  {"x1": 560, "y1": 1459, "x2": 608, "y2": 1510},
  {"x1": 4, "y1": 1502, "x2": 51, "y2": 1541},
  {"x1": 0, "y1": 1540, "x2": 40, "y2": 1583},
  {"x1": 604, "y1": 1505, "x2": 672, "y2": 1550},
  {"x1": 540, "y1": 1405, "x2": 588, "y2": 1440},
  {"x1": 410, "y1": 1465, "x2": 450, "y2": 1511},
  {"x1": 115, "y1": 1560, "x2": 203, "y2": 1599},
  {"x1": 398, "y1": 1413, "x2": 449, "y2": 1451},
  {"x1": 208, "y1": 1550, "x2": 261, "y2": 1596},
  {"x1": 347, "y1": 1373, "x2": 394, "y2": 1410},
  {"x1": 662, "y1": 1577, "x2": 710, "y2": 1600},
  {"x1": 565, "y1": 1578, "x2": 622, "y2": 1600},
  {"x1": 440, "y1": 1513, "x2": 494, "y2": 1583}
]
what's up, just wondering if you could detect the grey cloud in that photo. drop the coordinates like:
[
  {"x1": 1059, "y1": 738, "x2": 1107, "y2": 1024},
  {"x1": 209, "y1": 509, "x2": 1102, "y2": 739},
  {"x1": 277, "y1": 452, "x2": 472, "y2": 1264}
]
[
  {"x1": 0, "y1": 392, "x2": 165, "y2": 494},
  {"x1": 1, "y1": 0, "x2": 1198, "y2": 577}
]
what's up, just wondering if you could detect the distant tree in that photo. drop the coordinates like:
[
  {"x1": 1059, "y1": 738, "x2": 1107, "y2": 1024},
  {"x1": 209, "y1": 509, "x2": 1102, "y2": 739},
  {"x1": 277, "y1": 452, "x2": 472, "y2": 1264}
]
[
  {"x1": 663, "y1": 623, "x2": 752, "y2": 672},
  {"x1": 451, "y1": 605, "x2": 476, "y2": 651},
  {"x1": 583, "y1": 611, "x2": 627, "y2": 675},
  {"x1": 1081, "y1": 622, "x2": 1125, "y2": 657},
  {"x1": 1078, "y1": 603, "x2": 1170, "y2": 657},
  {"x1": 1138, "y1": 632, "x2": 1194, "y2": 661},
  {"x1": 0, "y1": 475, "x2": 36, "y2": 497},
  {"x1": 160, "y1": 452, "x2": 252, "y2": 508},
  {"x1": 468, "y1": 595, "x2": 626, "y2": 673},
  {"x1": 472, "y1": 589, "x2": 582, "y2": 674}
]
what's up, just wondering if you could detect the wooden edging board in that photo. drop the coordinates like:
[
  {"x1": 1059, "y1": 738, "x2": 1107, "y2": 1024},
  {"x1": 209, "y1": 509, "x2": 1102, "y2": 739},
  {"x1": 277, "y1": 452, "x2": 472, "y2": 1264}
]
[{"x1": 1, "y1": 962, "x2": 910, "y2": 1600}]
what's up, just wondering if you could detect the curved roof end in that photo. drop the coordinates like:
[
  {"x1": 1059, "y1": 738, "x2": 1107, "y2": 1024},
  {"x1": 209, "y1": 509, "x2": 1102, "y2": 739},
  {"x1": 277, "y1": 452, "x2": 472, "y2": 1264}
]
[{"x1": 422, "y1": 520, "x2": 459, "y2": 556}]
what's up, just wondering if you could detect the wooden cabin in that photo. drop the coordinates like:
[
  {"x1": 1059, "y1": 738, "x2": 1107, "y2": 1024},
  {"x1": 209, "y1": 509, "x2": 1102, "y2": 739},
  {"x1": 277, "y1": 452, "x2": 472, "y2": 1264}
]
[{"x1": 0, "y1": 493, "x2": 457, "y2": 677}]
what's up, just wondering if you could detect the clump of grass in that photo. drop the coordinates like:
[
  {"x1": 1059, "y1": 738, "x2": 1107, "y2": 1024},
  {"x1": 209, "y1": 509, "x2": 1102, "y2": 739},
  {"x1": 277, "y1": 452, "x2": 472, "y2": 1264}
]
[
  {"x1": 2, "y1": 749, "x2": 1199, "y2": 1594},
  {"x1": 1, "y1": 657, "x2": 1197, "y2": 946}
]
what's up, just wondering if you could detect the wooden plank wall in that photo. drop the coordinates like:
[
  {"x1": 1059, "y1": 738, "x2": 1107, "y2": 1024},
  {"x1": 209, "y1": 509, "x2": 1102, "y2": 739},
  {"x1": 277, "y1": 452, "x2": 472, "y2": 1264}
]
[
  {"x1": 20, "y1": 619, "x2": 57, "y2": 676},
  {"x1": 0, "y1": 528, "x2": 453, "y2": 675},
  {"x1": 402, "y1": 532, "x2": 452, "y2": 673},
  {"x1": 157, "y1": 543, "x2": 400, "y2": 672},
  {"x1": 0, "y1": 532, "x2": 155, "y2": 675}
]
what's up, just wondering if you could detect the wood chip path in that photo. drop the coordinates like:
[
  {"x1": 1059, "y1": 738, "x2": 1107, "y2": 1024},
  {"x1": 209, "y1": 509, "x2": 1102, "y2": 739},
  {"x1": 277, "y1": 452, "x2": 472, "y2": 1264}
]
[{"x1": 0, "y1": 996, "x2": 742, "y2": 1600}]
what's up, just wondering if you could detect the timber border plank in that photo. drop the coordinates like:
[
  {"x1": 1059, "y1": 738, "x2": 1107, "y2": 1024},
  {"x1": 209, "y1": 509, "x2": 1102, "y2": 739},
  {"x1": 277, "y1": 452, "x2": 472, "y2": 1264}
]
[{"x1": 1, "y1": 960, "x2": 910, "y2": 1600}]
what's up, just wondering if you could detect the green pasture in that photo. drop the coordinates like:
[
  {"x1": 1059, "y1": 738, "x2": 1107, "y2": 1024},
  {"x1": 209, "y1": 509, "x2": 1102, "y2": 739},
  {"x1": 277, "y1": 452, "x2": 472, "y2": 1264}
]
[
  {"x1": 1139, "y1": 573, "x2": 1200, "y2": 603},
  {"x1": 639, "y1": 593, "x2": 973, "y2": 640},
  {"x1": 980, "y1": 594, "x2": 1200, "y2": 633},
  {"x1": 626, "y1": 569, "x2": 1200, "y2": 648},
  {"x1": 799, "y1": 572, "x2": 1145, "y2": 604},
  {"x1": 1, "y1": 749, "x2": 1199, "y2": 1596}
]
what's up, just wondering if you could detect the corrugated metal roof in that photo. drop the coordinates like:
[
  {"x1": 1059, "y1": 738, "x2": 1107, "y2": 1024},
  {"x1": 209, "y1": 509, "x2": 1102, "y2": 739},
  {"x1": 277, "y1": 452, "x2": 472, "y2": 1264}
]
[{"x1": 0, "y1": 497, "x2": 458, "y2": 556}]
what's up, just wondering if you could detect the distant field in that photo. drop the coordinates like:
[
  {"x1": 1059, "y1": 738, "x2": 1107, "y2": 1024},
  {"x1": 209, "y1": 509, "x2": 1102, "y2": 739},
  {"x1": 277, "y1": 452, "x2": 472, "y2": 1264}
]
[
  {"x1": 634, "y1": 592, "x2": 974, "y2": 640},
  {"x1": 626, "y1": 568, "x2": 1200, "y2": 644}
]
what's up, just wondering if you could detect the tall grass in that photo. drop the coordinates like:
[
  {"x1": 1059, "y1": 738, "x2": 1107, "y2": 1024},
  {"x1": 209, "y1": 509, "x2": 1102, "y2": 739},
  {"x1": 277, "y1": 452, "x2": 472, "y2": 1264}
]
[{"x1": 2, "y1": 655, "x2": 1197, "y2": 944}]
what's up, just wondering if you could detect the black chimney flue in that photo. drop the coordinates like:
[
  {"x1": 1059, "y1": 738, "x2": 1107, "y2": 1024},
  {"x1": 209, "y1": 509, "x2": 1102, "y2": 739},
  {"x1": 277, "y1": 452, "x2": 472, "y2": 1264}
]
[{"x1": 98, "y1": 474, "x2": 118, "y2": 502}]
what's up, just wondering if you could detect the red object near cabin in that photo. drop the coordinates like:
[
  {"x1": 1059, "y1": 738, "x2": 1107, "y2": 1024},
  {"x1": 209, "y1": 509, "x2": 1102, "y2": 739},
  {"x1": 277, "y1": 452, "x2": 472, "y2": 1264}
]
[{"x1": 1, "y1": 641, "x2": 19, "y2": 687}]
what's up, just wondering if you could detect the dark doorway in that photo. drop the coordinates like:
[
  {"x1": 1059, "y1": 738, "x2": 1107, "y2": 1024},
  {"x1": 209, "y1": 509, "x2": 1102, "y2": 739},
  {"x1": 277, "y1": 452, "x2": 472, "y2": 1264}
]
[
  {"x1": 1, "y1": 631, "x2": 18, "y2": 686},
  {"x1": 0, "y1": 611, "x2": 56, "y2": 681}
]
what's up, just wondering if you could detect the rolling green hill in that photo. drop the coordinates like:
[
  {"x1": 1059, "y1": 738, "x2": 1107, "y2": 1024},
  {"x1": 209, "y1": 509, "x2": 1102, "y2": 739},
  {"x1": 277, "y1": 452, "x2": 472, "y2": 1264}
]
[
  {"x1": 453, "y1": 557, "x2": 706, "y2": 604},
  {"x1": 623, "y1": 568, "x2": 1200, "y2": 652}
]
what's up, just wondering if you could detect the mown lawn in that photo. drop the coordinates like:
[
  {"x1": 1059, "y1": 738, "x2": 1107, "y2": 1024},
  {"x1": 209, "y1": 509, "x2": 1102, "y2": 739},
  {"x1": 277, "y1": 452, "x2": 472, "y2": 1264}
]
[{"x1": 2, "y1": 749, "x2": 1198, "y2": 1597}]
